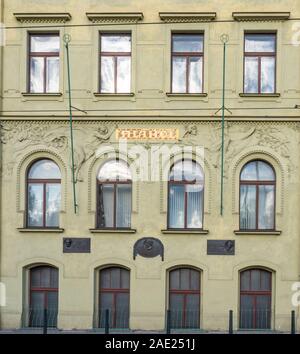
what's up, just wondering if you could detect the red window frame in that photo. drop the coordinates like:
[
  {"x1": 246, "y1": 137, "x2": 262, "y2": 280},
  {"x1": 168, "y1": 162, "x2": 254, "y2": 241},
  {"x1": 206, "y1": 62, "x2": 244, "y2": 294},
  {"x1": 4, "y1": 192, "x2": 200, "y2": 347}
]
[
  {"x1": 99, "y1": 33, "x2": 131, "y2": 93},
  {"x1": 243, "y1": 33, "x2": 277, "y2": 94},
  {"x1": 28, "y1": 33, "x2": 60, "y2": 93},
  {"x1": 171, "y1": 33, "x2": 204, "y2": 93},
  {"x1": 239, "y1": 160, "x2": 276, "y2": 231},
  {"x1": 239, "y1": 269, "x2": 272, "y2": 329}
]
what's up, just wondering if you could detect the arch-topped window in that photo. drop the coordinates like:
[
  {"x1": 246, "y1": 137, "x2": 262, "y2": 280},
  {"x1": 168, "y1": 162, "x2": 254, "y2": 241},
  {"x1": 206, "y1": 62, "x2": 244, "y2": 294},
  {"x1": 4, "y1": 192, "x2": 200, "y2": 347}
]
[
  {"x1": 240, "y1": 268, "x2": 272, "y2": 329},
  {"x1": 97, "y1": 160, "x2": 132, "y2": 229},
  {"x1": 98, "y1": 267, "x2": 130, "y2": 328},
  {"x1": 240, "y1": 160, "x2": 275, "y2": 230},
  {"x1": 27, "y1": 159, "x2": 61, "y2": 228},
  {"x1": 168, "y1": 160, "x2": 204, "y2": 229}
]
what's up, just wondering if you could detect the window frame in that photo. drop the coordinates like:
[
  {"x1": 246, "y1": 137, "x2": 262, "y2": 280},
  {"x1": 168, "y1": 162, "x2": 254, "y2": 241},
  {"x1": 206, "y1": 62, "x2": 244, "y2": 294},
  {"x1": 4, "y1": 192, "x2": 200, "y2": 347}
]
[
  {"x1": 239, "y1": 160, "x2": 276, "y2": 231},
  {"x1": 171, "y1": 33, "x2": 204, "y2": 94},
  {"x1": 26, "y1": 159, "x2": 61, "y2": 229},
  {"x1": 167, "y1": 160, "x2": 204, "y2": 230},
  {"x1": 99, "y1": 32, "x2": 132, "y2": 94},
  {"x1": 28, "y1": 32, "x2": 60, "y2": 94},
  {"x1": 243, "y1": 32, "x2": 277, "y2": 94}
]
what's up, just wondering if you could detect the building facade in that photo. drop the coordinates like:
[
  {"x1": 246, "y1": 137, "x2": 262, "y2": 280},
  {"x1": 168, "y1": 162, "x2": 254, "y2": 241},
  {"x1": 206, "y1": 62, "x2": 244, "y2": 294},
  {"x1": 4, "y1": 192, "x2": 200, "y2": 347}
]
[{"x1": 0, "y1": 0, "x2": 300, "y2": 332}]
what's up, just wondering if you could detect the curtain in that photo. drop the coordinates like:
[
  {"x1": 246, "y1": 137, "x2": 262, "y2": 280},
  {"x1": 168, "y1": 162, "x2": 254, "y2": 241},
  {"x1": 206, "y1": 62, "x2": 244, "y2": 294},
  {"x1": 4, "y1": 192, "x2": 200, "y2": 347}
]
[
  {"x1": 240, "y1": 185, "x2": 256, "y2": 229},
  {"x1": 258, "y1": 185, "x2": 274, "y2": 229},
  {"x1": 169, "y1": 185, "x2": 185, "y2": 228},
  {"x1": 116, "y1": 184, "x2": 131, "y2": 228},
  {"x1": 186, "y1": 184, "x2": 203, "y2": 228}
]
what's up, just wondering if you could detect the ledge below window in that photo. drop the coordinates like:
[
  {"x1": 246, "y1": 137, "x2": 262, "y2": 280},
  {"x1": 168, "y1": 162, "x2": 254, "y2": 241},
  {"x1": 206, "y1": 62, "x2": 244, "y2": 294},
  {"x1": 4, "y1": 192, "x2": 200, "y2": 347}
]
[
  {"x1": 234, "y1": 230, "x2": 281, "y2": 236},
  {"x1": 166, "y1": 93, "x2": 208, "y2": 97},
  {"x1": 239, "y1": 93, "x2": 280, "y2": 98},
  {"x1": 18, "y1": 228, "x2": 64, "y2": 233},
  {"x1": 89, "y1": 228, "x2": 137, "y2": 234},
  {"x1": 93, "y1": 93, "x2": 135, "y2": 97},
  {"x1": 22, "y1": 93, "x2": 63, "y2": 97},
  {"x1": 161, "y1": 229, "x2": 209, "y2": 235}
]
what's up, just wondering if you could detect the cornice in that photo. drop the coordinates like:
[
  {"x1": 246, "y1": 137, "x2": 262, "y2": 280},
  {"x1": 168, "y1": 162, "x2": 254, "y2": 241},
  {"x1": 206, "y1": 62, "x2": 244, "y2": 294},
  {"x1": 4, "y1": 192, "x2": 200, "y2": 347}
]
[
  {"x1": 159, "y1": 12, "x2": 216, "y2": 23},
  {"x1": 86, "y1": 12, "x2": 143, "y2": 24},
  {"x1": 14, "y1": 13, "x2": 72, "y2": 23},
  {"x1": 232, "y1": 12, "x2": 290, "y2": 22}
]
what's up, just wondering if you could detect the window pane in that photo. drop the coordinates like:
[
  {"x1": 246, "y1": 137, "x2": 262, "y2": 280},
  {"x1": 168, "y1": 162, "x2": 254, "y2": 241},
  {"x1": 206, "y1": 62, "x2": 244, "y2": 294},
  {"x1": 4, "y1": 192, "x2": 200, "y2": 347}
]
[
  {"x1": 46, "y1": 57, "x2": 59, "y2": 93},
  {"x1": 240, "y1": 295, "x2": 254, "y2": 329},
  {"x1": 240, "y1": 270, "x2": 251, "y2": 291},
  {"x1": 245, "y1": 34, "x2": 276, "y2": 53},
  {"x1": 111, "y1": 268, "x2": 121, "y2": 288},
  {"x1": 102, "y1": 184, "x2": 114, "y2": 227},
  {"x1": 170, "y1": 294, "x2": 184, "y2": 328},
  {"x1": 241, "y1": 161, "x2": 257, "y2": 180},
  {"x1": 172, "y1": 56, "x2": 186, "y2": 93},
  {"x1": 257, "y1": 161, "x2": 275, "y2": 181},
  {"x1": 100, "y1": 292, "x2": 113, "y2": 310},
  {"x1": 186, "y1": 294, "x2": 200, "y2": 328},
  {"x1": 47, "y1": 292, "x2": 58, "y2": 310},
  {"x1": 186, "y1": 184, "x2": 203, "y2": 228},
  {"x1": 180, "y1": 269, "x2": 190, "y2": 290},
  {"x1": 116, "y1": 184, "x2": 131, "y2": 228},
  {"x1": 120, "y1": 269, "x2": 130, "y2": 289},
  {"x1": 40, "y1": 267, "x2": 51, "y2": 288},
  {"x1": 28, "y1": 184, "x2": 43, "y2": 227},
  {"x1": 31, "y1": 292, "x2": 44, "y2": 309},
  {"x1": 189, "y1": 56, "x2": 202, "y2": 93},
  {"x1": 100, "y1": 269, "x2": 111, "y2": 289},
  {"x1": 240, "y1": 185, "x2": 256, "y2": 229},
  {"x1": 46, "y1": 184, "x2": 61, "y2": 227},
  {"x1": 169, "y1": 184, "x2": 184, "y2": 228},
  {"x1": 31, "y1": 35, "x2": 59, "y2": 53},
  {"x1": 101, "y1": 35, "x2": 131, "y2": 53},
  {"x1": 256, "y1": 295, "x2": 271, "y2": 329},
  {"x1": 98, "y1": 160, "x2": 131, "y2": 181},
  {"x1": 260, "y1": 271, "x2": 271, "y2": 291},
  {"x1": 261, "y1": 57, "x2": 275, "y2": 93},
  {"x1": 31, "y1": 268, "x2": 41, "y2": 288},
  {"x1": 50, "y1": 268, "x2": 59, "y2": 288},
  {"x1": 116, "y1": 293, "x2": 129, "y2": 328},
  {"x1": 244, "y1": 57, "x2": 258, "y2": 93},
  {"x1": 30, "y1": 57, "x2": 44, "y2": 93},
  {"x1": 29, "y1": 160, "x2": 61, "y2": 179},
  {"x1": 101, "y1": 56, "x2": 115, "y2": 93},
  {"x1": 170, "y1": 160, "x2": 203, "y2": 182},
  {"x1": 170, "y1": 270, "x2": 180, "y2": 290},
  {"x1": 117, "y1": 56, "x2": 131, "y2": 93},
  {"x1": 258, "y1": 185, "x2": 275, "y2": 229},
  {"x1": 190, "y1": 269, "x2": 200, "y2": 290},
  {"x1": 250, "y1": 269, "x2": 261, "y2": 291},
  {"x1": 172, "y1": 35, "x2": 203, "y2": 52}
]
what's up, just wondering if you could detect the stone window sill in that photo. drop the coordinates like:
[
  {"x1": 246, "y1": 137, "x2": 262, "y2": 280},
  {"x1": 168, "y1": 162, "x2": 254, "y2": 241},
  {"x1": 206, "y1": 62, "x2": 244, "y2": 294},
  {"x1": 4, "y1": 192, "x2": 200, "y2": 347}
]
[
  {"x1": 239, "y1": 93, "x2": 280, "y2": 98},
  {"x1": 166, "y1": 93, "x2": 208, "y2": 97},
  {"x1": 22, "y1": 93, "x2": 63, "y2": 97},
  {"x1": 89, "y1": 228, "x2": 137, "y2": 234},
  {"x1": 93, "y1": 93, "x2": 134, "y2": 97},
  {"x1": 18, "y1": 228, "x2": 64, "y2": 233},
  {"x1": 234, "y1": 230, "x2": 281, "y2": 236},
  {"x1": 161, "y1": 229, "x2": 209, "y2": 235}
]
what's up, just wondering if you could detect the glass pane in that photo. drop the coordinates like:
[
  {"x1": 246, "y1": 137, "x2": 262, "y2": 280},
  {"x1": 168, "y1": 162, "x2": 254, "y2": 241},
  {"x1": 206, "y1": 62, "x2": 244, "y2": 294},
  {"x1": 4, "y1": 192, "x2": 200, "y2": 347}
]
[
  {"x1": 31, "y1": 268, "x2": 41, "y2": 288},
  {"x1": 100, "y1": 293, "x2": 113, "y2": 310},
  {"x1": 116, "y1": 293, "x2": 129, "y2": 328},
  {"x1": 241, "y1": 161, "x2": 274, "y2": 181},
  {"x1": 240, "y1": 185, "x2": 256, "y2": 229},
  {"x1": 185, "y1": 294, "x2": 200, "y2": 328},
  {"x1": 257, "y1": 161, "x2": 275, "y2": 181},
  {"x1": 250, "y1": 269, "x2": 261, "y2": 291},
  {"x1": 116, "y1": 184, "x2": 131, "y2": 228},
  {"x1": 99, "y1": 293, "x2": 113, "y2": 328},
  {"x1": 30, "y1": 57, "x2": 44, "y2": 93},
  {"x1": 172, "y1": 56, "x2": 186, "y2": 93},
  {"x1": 261, "y1": 57, "x2": 275, "y2": 93},
  {"x1": 256, "y1": 295, "x2": 271, "y2": 329},
  {"x1": 260, "y1": 271, "x2": 271, "y2": 291},
  {"x1": 102, "y1": 184, "x2": 114, "y2": 227},
  {"x1": 31, "y1": 35, "x2": 60, "y2": 53},
  {"x1": 190, "y1": 269, "x2": 200, "y2": 290},
  {"x1": 46, "y1": 57, "x2": 59, "y2": 93},
  {"x1": 186, "y1": 184, "x2": 203, "y2": 228},
  {"x1": 46, "y1": 184, "x2": 61, "y2": 227},
  {"x1": 245, "y1": 34, "x2": 276, "y2": 53},
  {"x1": 170, "y1": 294, "x2": 184, "y2": 328},
  {"x1": 244, "y1": 56, "x2": 258, "y2": 93},
  {"x1": 240, "y1": 295, "x2": 254, "y2": 329},
  {"x1": 98, "y1": 160, "x2": 131, "y2": 181},
  {"x1": 31, "y1": 292, "x2": 44, "y2": 309},
  {"x1": 100, "y1": 269, "x2": 111, "y2": 289},
  {"x1": 241, "y1": 161, "x2": 257, "y2": 180},
  {"x1": 101, "y1": 35, "x2": 131, "y2": 53},
  {"x1": 120, "y1": 269, "x2": 130, "y2": 289},
  {"x1": 169, "y1": 184, "x2": 184, "y2": 228},
  {"x1": 240, "y1": 270, "x2": 251, "y2": 291},
  {"x1": 258, "y1": 185, "x2": 275, "y2": 229},
  {"x1": 117, "y1": 56, "x2": 131, "y2": 93},
  {"x1": 50, "y1": 268, "x2": 58, "y2": 288},
  {"x1": 170, "y1": 160, "x2": 203, "y2": 182},
  {"x1": 180, "y1": 269, "x2": 190, "y2": 290},
  {"x1": 47, "y1": 292, "x2": 58, "y2": 310},
  {"x1": 29, "y1": 159, "x2": 61, "y2": 179},
  {"x1": 172, "y1": 34, "x2": 203, "y2": 53},
  {"x1": 170, "y1": 270, "x2": 180, "y2": 290},
  {"x1": 189, "y1": 56, "x2": 202, "y2": 93},
  {"x1": 28, "y1": 184, "x2": 43, "y2": 227},
  {"x1": 40, "y1": 267, "x2": 51, "y2": 287},
  {"x1": 111, "y1": 268, "x2": 121, "y2": 288},
  {"x1": 101, "y1": 56, "x2": 115, "y2": 93}
]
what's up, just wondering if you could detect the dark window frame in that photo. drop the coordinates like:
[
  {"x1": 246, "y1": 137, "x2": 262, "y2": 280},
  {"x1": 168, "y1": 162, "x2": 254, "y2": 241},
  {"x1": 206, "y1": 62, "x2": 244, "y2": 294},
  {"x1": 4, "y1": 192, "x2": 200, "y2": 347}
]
[
  {"x1": 239, "y1": 160, "x2": 276, "y2": 231},
  {"x1": 99, "y1": 32, "x2": 132, "y2": 94},
  {"x1": 26, "y1": 159, "x2": 61, "y2": 229},
  {"x1": 171, "y1": 33, "x2": 204, "y2": 94},
  {"x1": 28, "y1": 32, "x2": 60, "y2": 94},
  {"x1": 167, "y1": 160, "x2": 204, "y2": 231},
  {"x1": 243, "y1": 32, "x2": 277, "y2": 94}
]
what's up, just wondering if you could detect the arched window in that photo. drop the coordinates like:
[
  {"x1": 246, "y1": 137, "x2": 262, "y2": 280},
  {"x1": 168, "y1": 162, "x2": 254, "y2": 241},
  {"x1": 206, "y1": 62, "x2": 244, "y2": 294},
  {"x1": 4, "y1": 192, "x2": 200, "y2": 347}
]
[
  {"x1": 240, "y1": 268, "x2": 272, "y2": 329},
  {"x1": 169, "y1": 268, "x2": 200, "y2": 329},
  {"x1": 29, "y1": 266, "x2": 59, "y2": 327},
  {"x1": 168, "y1": 160, "x2": 204, "y2": 229},
  {"x1": 27, "y1": 159, "x2": 61, "y2": 228},
  {"x1": 99, "y1": 267, "x2": 130, "y2": 328},
  {"x1": 240, "y1": 160, "x2": 275, "y2": 230},
  {"x1": 97, "y1": 160, "x2": 132, "y2": 229}
]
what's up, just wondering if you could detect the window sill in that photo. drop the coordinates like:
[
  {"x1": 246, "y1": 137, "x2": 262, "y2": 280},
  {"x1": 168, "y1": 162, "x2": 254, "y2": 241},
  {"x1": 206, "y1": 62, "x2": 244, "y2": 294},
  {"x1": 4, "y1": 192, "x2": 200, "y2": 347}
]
[
  {"x1": 161, "y1": 229, "x2": 209, "y2": 235},
  {"x1": 234, "y1": 230, "x2": 281, "y2": 236},
  {"x1": 239, "y1": 93, "x2": 280, "y2": 98},
  {"x1": 166, "y1": 93, "x2": 208, "y2": 97},
  {"x1": 89, "y1": 228, "x2": 137, "y2": 234},
  {"x1": 93, "y1": 93, "x2": 135, "y2": 97},
  {"x1": 18, "y1": 228, "x2": 64, "y2": 233},
  {"x1": 21, "y1": 93, "x2": 63, "y2": 97}
]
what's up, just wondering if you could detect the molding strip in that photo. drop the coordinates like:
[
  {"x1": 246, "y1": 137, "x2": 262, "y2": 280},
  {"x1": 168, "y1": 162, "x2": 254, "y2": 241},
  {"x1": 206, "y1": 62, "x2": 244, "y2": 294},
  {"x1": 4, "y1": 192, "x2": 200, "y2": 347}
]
[
  {"x1": 86, "y1": 12, "x2": 143, "y2": 23},
  {"x1": 159, "y1": 12, "x2": 217, "y2": 23},
  {"x1": 14, "y1": 13, "x2": 72, "y2": 23},
  {"x1": 232, "y1": 12, "x2": 290, "y2": 22}
]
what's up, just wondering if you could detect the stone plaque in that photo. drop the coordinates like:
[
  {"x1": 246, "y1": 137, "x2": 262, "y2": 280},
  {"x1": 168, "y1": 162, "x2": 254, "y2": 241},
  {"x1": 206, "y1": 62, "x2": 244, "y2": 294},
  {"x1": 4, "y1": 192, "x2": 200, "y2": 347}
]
[
  {"x1": 207, "y1": 240, "x2": 235, "y2": 255},
  {"x1": 133, "y1": 238, "x2": 164, "y2": 261},
  {"x1": 63, "y1": 238, "x2": 91, "y2": 253}
]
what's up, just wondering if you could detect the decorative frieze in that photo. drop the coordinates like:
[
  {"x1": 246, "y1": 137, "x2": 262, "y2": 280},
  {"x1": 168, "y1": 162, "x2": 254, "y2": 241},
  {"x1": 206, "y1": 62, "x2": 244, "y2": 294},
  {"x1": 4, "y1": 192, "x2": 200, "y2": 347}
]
[
  {"x1": 159, "y1": 12, "x2": 216, "y2": 23},
  {"x1": 232, "y1": 12, "x2": 290, "y2": 22},
  {"x1": 86, "y1": 12, "x2": 143, "y2": 24},
  {"x1": 14, "y1": 13, "x2": 72, "y2": 23}
]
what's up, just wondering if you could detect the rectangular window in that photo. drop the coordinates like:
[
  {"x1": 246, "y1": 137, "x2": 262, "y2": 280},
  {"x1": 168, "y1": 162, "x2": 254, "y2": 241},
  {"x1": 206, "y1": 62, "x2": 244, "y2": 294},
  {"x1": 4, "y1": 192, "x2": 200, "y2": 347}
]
[
  {"x1": 244, "y1": 33, "x2": 276, "y2": 94},
  {"x1": 29, "y1": 34, "x2": 60, "y2": 93},
  {"x1": 171, "y1": 34, "x2": 204, "y2": 93},
  {"x1": 100, "y1": 33, "x2": 131, "y2": 93}
]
